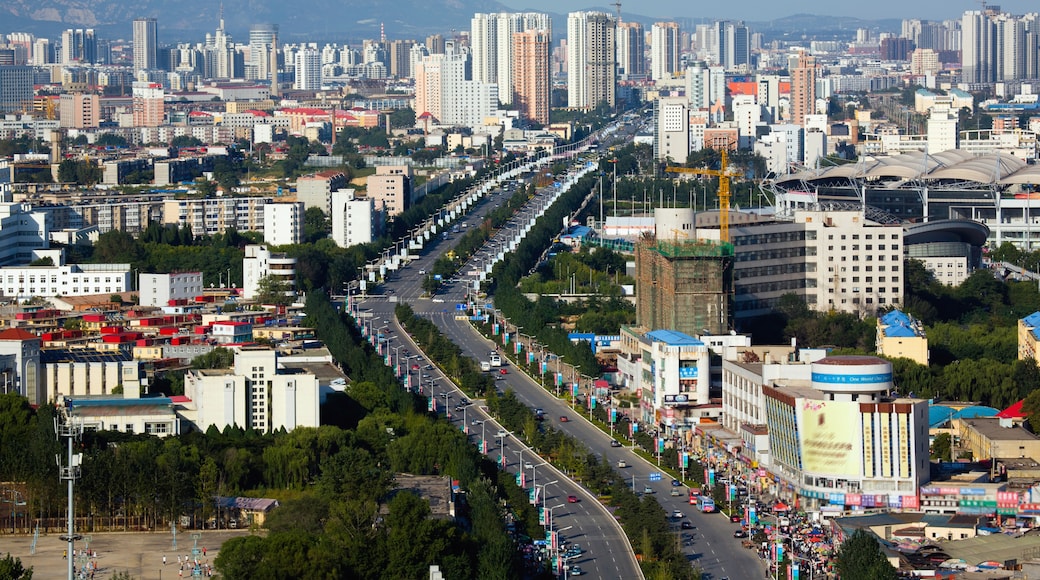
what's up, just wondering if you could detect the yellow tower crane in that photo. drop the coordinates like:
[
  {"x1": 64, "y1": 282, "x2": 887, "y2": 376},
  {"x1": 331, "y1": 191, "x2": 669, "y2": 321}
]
[{"x1": 665, "y1": 149, "x2": 743, "y2": 243}]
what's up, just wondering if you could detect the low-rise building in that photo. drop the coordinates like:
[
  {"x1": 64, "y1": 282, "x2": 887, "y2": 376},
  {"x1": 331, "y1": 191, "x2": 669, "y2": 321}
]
[
  {"x1": 183, "y1": 347, "x2": 319, "y2": 433},
  {"x1": 956, "y1": 416, "x2": 1040, "y2": 463},
  {"x1": 139, "y1": 271, "x2": 204, "y2": 308},
  {"x1": 618, "y1": 326, "x2": 713, "y2": 434},
  {"x1": 876, "y1": 309, "x2": 929, "y2": 365},
  {"x1": 1019, "y1": 311, "x2": 1040, "y2": 363}
]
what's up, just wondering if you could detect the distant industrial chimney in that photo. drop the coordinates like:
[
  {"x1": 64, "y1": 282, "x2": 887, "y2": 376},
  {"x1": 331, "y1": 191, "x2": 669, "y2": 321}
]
[{"x1": 270, "y1": 33, "x2": 280, "y2": 98}]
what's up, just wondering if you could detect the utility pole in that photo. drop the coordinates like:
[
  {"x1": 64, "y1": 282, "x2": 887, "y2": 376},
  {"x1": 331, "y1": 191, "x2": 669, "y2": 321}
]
[{"x1": 56, "y1": 399, "x2": 83, "y2": 580}]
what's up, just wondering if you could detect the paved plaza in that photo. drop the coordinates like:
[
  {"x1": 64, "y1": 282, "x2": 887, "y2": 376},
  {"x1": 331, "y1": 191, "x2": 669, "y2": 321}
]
[{"x1": 2, "y1": 529, "x2": 253, "y2": 579}]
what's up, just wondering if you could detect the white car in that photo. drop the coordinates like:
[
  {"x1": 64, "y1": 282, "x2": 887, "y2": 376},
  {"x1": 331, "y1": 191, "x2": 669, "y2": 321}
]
[
  {"x1": 432, "y1": 298, "x2": 444, "y2": 303},
  {"x1": 496, "y1": 430, "x2": 509, "y2": 439},
  {"x1": 672, "y1": 510, "x2": 685, "y2": 519}
]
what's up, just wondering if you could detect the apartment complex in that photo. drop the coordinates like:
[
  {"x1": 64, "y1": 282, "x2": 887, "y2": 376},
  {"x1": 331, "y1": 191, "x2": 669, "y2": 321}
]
[{"x1": 566, "y1": 11, "x2": 616, "y2": 110}]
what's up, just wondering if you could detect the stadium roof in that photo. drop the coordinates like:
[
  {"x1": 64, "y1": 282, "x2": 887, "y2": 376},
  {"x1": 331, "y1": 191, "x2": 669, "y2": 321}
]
[{"x1": 775, "y1": 150, "x2": 1040, "y2": 186}]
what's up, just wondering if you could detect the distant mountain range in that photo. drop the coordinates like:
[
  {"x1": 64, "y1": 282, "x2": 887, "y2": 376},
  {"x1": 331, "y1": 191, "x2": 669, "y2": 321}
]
[{"x1": 0, "y1": 0, "x2": 901, "y2": 43}]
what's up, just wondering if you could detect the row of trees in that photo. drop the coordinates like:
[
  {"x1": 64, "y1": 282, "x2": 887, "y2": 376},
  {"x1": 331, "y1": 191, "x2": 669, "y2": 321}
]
[{"x1": 490, "y1": 389, "x2": 699, "y2": 579}]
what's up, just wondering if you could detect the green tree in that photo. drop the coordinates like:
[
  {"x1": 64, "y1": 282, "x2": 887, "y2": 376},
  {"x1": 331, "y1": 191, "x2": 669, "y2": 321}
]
[
  {"x1": 303, "y1": 206, "x2": 330, "y2": 243},
  {"x1": 191, "y1": 347, "x2": 235, "y2": 369},
  {"x1": 0, "y1": 553, "x2": 33, "y2": 579},
  {"x1": 834, "y1": 529, "x2": 898, "y2": 580},
  {"x1": 1023, "y1": 388, "x2": 1040, "y2": 433},
  {"x1": 171, "y1": 135, "x2": 204, "y2": 148},
  {"x1": 932, "y1": 432, "x2": 952, "y2": 462},
  {"x1": 254, "y1": 274, "x2": 293, "y2": 305}
]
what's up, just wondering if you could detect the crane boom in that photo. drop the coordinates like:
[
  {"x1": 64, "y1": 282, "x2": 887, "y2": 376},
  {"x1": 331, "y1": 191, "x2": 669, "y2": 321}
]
[{"x1": 665, "y1": 149, "x2": 742, "y2": 243}]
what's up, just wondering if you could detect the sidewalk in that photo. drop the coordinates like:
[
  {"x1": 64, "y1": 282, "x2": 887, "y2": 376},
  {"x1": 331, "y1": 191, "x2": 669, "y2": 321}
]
[{"x1": 2, "y1": 529, "x2": 252, "y2": 579}]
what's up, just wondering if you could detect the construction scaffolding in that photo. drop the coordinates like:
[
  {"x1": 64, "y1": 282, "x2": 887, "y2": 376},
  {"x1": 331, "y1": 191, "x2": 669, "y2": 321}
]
[{"x1": 635, "y1": 236, "x2": 734, "y2": 336}]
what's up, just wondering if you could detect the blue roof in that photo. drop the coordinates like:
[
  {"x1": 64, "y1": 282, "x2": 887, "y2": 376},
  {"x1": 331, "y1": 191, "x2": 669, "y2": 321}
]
[
  {"x1": 884, "y1": 326, "x2": 917, "y2": 338},
  {"x1": 646, "y1": 329, "x2": 703, "y2": 346},
  {"x1": 881, "y1": 310, "x2": 911, "y2": 326},
  {"x1": 928, "y1": 403, "x2": 998, "y2": 428},
  {"x1": 1023, "y1": 311, "x2": 1040, "y2": 328}
]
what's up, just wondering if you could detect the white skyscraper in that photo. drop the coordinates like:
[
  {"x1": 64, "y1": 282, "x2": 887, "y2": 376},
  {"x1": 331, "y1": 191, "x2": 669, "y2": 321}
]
[
  {"x1": 414, "y1": 43, "x2": 499, "y2": 127},
  {"x1": 650, "y1": 22, "x2": 681, "y2": 81},
  {"x1": 263, "y1": 202, "x2": 304, "y2": 246},
  {"x1": 471, "y1": 12, "x2": 551, "y2": 105},
  {"x1": 248, "y1": 24, "x2": 278, "y2": 82},
  {"x1": 132, "y1": 18, "x2": 157, "y2": 72},
  {"x1": 567, "y1": 11, "x2": 617, "y2": 110},
  {"x1": 294, "y1": 49, "x2": 321, "y2": 90},
  {"x1": 961, "y1": 10, "x2": 994, "y2": 84}
]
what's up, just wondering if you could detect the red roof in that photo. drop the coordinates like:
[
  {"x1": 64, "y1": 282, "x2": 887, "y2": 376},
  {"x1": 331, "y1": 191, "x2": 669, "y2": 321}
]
[
  {"x1": 998, "y1": 399, "x2": 1028, "y2": 419},
  {"x1": 0, "y1": 328, "x2": 39, "y2": 341},
  {"x1": 188, "y1": 111, "x2": 213, "y2": 117}
]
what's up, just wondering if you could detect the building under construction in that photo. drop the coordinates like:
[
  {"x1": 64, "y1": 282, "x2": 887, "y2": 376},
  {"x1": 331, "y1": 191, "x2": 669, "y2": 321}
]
[{"x1": 635, "y1": 209, "x2": 734, "y2": 335}]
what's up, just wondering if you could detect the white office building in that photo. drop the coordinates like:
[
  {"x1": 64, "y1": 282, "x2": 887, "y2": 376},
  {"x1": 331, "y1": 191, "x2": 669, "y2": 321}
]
[
  {"x1": 654, "y1": 96, "x2": 690, "y2": 163},
  {"x1": 263, "y1": 202, "x2": 304, "y2": 246},
  {"x1": 0, "y1": 263, "x2": 130, "y2": 300},
  {"x1": 331, "y1": 189, "x2": 382, "y2": 248},
  {"x1": 139, "y1": 271, "x2": 204, "y2": 307},
  {"x1": 184, "y1": 348, "x2": 319, "y2": 433}
]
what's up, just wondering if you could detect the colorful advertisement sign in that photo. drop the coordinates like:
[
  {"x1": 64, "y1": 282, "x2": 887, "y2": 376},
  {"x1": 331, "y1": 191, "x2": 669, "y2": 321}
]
[{"x1": 798, "y1": 400, "x2": 862, "y2": 476}]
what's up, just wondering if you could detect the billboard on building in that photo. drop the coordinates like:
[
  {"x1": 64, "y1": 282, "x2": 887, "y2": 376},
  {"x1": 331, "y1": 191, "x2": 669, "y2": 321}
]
[{"x1": 798, "y1": 400, "x2": 862, "y2": 476}]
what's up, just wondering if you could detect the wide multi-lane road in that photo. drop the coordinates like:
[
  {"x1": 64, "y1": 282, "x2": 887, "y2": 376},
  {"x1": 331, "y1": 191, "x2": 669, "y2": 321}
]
[{"x1": 360, "y1": 174, "x2": 642, "y2": 579}]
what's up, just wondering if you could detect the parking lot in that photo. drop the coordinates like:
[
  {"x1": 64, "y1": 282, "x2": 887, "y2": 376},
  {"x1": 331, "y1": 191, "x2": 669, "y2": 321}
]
[{"x1": 2, "y1": 529, "x2": 252, "y2": 579}]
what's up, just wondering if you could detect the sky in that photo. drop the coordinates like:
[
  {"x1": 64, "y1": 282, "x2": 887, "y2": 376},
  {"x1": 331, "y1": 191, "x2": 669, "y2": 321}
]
[{"x1": 500, "y1": 1, "x2": 1037, "y2": 22}]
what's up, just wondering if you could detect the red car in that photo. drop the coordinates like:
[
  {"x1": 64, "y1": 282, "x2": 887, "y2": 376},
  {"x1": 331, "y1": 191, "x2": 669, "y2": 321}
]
[
  {"x1": 560, "y1": 416, "x2": 569, "y2": 422},
  {"x1": 567, "y1": 495, "x2": 579, "y2": 503},
  {"x1": 499, "y1": 368, "x2": 508, "y2": 375}
]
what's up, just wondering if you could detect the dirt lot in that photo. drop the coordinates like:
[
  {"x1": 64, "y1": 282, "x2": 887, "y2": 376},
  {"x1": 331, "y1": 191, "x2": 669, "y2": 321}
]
[{"x1": 2, "y1": 529, "x2": 254, "y2": 579}]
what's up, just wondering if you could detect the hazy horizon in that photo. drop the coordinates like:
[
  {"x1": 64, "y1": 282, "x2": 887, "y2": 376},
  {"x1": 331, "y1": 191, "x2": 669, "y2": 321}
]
[{"x1": 499, "y1": 0, "x2": 1037, "y2": 22}]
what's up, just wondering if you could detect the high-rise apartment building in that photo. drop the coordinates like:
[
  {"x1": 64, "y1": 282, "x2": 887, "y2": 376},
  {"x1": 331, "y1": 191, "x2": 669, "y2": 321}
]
[
  {"x1": 61, "y1": 29, "x2": 97, "y2": 65},
  {"x1": 567, "y1": 11, "x2": 616, "y2": 110},
  {"x1": 388, "y1": 39, "x2": 415, "y2": 79},
  {"x1": 294, "y1": 49, "x2": 321, "y2": 90},
  {"x1": 132, "y1": 81, "x2": 164, "y2": 127},
  {"x1": 650, "y1": 22, "x2": 681, "y2": 81},
  {"x1": 714, "y1": 20, "x2": 750, "y2": 70},
  {"x1": 513, "y1": 29, "x2": 552, "y2": 125},
  {"x1": 961, "y1": 10, "x2": 994, "y2": 83},
  {"x1": 616, "y1": 21, "x2": 646, "y2": 80},
  {"x1": 471, "y1": 12, "x2": 551, "y2": 106},
  {"x1": 959, "y1": 8, "x2": 1040, "y2": 84},
  {"x1": 790, "y1": 53, "x2": 817, "y2": 126},
  {"x1": 415, "y1": 42, "x2": 499, "y2": 127},
  {"x1": 132, "y1": 18, "x2": 157, "y2": 71}
]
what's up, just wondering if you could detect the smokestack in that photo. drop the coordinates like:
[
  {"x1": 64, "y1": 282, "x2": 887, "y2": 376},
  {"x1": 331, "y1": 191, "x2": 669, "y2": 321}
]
[
  {"x1": 385, "y1": 113, "x2": 391, "y2": 136},
  {"x1": 331, "y1": 108, "x2": 337, "y2": 146},
  {"x1": 270, "y1": 33, "x2": 280, "y2": 98}
]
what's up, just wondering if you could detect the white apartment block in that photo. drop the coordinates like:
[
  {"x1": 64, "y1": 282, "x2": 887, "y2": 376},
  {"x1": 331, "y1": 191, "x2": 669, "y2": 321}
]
[
  {"x1": 242, "y1": 244, "x2": 296, "y2": 301},
  {"x1": 263, "y1": 202, "x2": 304, "y2": 246},
  {"x1": 0, "y1": 263, "x2": 130, "y2": 300},
  {"x1": 0, "y1": 203, "x2": 49, "y2": 267},
  {"x1": 162, "y1": 197, "x2": 272, "y2": 237},
  {"x1": 184, "y1": 348, "x2": 319, "y2": 433},
  {"x1": 654, "y1": 96, "x2": 690, "y2": 163},
  {"x1": 45, "y1": 358, "x2": 143, "y2": 400},
  {"x1": 331, "y1": 189, "x2": 381, "y2": 248},
  {"x1": 566, "y1": 11, "x2": 616, "y2": 110},
  {"x1": 139, "y1": 271, "x2": 204, "y2": 307}
]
